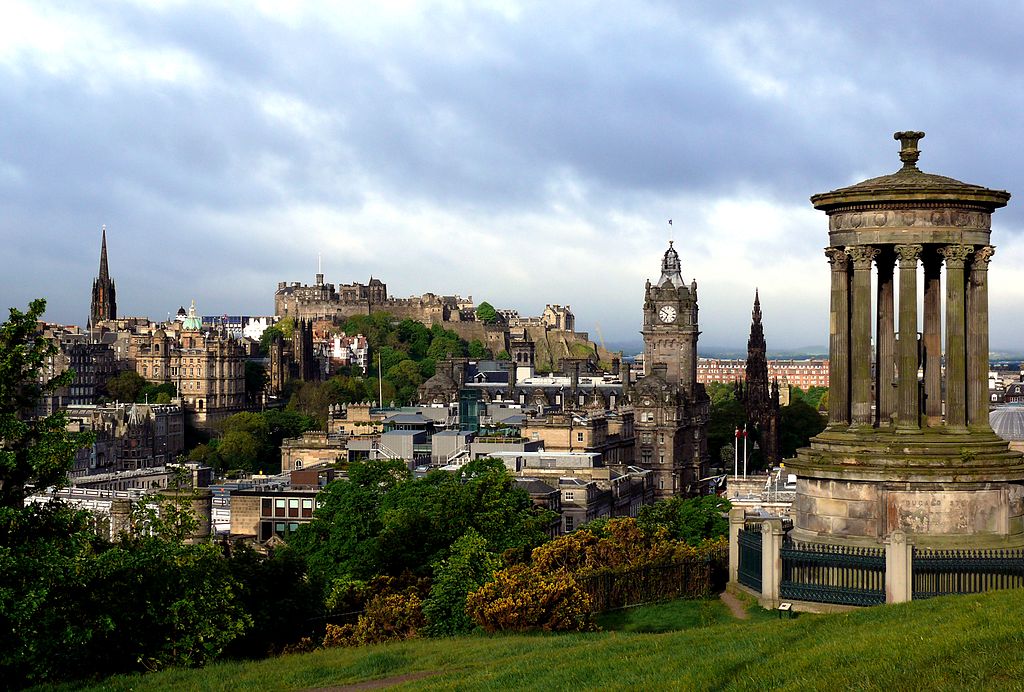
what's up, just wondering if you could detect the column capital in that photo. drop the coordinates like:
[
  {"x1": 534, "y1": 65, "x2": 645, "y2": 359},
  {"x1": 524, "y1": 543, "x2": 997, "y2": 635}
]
[
  {"x1": 895, "y1": 244, "x2": 923, "y2": 266},
  {"x1": 846, "y1": 245, "x2": 881, "y2": 269},
  {"x1": 972, "y1": 245, "x2": 995, "y2": 270},
  {"x1": 825, "y1": 246, "x2": 849, "y2": 269},
  {"x1": 939, "y1": 244, "x2": 973, "y2": 268}
]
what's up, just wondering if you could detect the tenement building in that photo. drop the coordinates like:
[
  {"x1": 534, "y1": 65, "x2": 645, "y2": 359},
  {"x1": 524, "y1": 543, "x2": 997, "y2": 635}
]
[
  {"x1": 789, "y1": 131, "x2": 1024, "y2": 548},
  {"x1": 632, "y1": 241, "x2": 710, "y2": 498},
  {"x1": 131, "y1": 301, "x2": 246, "y2": 429}
]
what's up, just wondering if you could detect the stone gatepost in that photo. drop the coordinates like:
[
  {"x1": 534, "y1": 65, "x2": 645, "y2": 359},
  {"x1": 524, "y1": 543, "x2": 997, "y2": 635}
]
[
  {"x1": 884, "y1": 530, "x2": 913, "y2": 603},
  {"x1": 728, "y1": 507, "x2": 745, "y2": 584},
  {"x1": 761, "y1": 518, "x2": 785, "y2": 608}
]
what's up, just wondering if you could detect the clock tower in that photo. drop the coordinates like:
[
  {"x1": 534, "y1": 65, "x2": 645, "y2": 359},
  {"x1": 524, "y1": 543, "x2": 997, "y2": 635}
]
[
  {"x1": 633, "y1": 241, "x2": 709, "y2": 498},
  {"x1": 642, "y1": 241, "x2": 699, "y2": 388}
]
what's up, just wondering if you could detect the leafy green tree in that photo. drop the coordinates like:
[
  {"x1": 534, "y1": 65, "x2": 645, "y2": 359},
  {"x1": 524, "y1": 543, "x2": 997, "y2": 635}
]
[
  {"x1": 779, "y1": 398, "x2": 827, "y2": 458},
  {"x1": 104, "y1": 369, "x2": 147, "y2": 403},
  {"x1": 245, "y1": 361, "x2": 269, "y2": 405},
  {"x1": 707, "y1": 396, "x2": 745, "y2": 470},
  {"x1": 0, "y1": 299, "x2": 92, "y2": 508},
  {"x1": 467, "y1": 339, "x2": 491, "y2": 359},
  {"x1": 423, "y1": 528, "x2": 498, "y2": 636},
  {"x1": 138, "y1": 381, "x2": 176, "y2": 403},
  {"x1": 475, "y1": 301, "x2": 498, "y2": 324},
  {"x1": 495, "y1": 350, "x2": 511, "y2": 361},
  {"x1": 705, "y1": 380, "x2": 738, "y2": 406},
  {"x1": 636, "y1": 495, "x2": 732, "y2": 545}
]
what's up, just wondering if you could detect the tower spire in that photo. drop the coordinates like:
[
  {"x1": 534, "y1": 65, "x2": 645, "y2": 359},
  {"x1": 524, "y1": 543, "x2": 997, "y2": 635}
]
[
  {"x1": 90, "y1": 225, "x2": 117, "y2": 327},
  {"x1": 99, "y1": 225, "x2": 109, "y2": 281}
]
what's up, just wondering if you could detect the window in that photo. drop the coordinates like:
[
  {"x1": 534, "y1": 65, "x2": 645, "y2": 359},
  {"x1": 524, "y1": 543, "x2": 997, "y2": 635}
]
[
  {"x1": 288, "y1": 499, "x2": 300, "y2": 518},
  {"x1": 577, "y1": 432, "x2": 584, "y2": 442},
  {"x1": 301, "y1": 499, "x2": 314, "y2": 518},
  {"x1": 659, "y1": 454, "x2": 665, "y2": 465},
  {"x1": 564, "y1": 491, "x2": 574, "y2": 501},
  {"x1": 565, "y1": 515, "x2": 574, "y2": 532},
  {"x1": 294, "y1": 459, "x2": 303, "y2": 469},
  {"x1": 659, "y1": 478, "x2": 664, "y2": 490},
  {"x1": 275, "y1": 498, "x2": 286, "y2": 517}
]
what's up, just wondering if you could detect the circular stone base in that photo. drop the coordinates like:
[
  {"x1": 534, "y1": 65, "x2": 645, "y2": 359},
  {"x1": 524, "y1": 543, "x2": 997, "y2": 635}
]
[{"x1": 787, "y1": 427, "x2": 1024, "y2": 547}]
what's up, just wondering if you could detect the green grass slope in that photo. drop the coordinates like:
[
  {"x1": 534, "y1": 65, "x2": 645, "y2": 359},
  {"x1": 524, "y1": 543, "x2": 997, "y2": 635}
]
[{"x1": 84, "y1": 589, "x2": 1024, "y2": 691}]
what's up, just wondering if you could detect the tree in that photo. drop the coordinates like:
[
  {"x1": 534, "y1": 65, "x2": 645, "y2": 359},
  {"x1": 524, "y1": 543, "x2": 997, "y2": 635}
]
[
  {"x1": 423, "y1": 528, "x2": 498, "y2": 636},
  {"x1": 707, "y1": 395, "x2": 745, "y2": 470},
  {"x1": 245, "y1": 361, "x2": 268, "y2": 405},
  {"x1": 104, "y1": 369, "x2": 147, "y2": 403},
  {"x1": 475, "y1": 301, "x2": 498, "y2": 324},
  {"x1": 636, "y1": 496, "x2": 731, "y2": 546},
  {"x1": 779, "y1": 399, "x2": 827, "y2": 458},
  {"x1": 467, "y1": 339, "x2": 491, "y2": 359},
  {"x1": 0, "y1": 299, "x2": 92, "y2": 508}
]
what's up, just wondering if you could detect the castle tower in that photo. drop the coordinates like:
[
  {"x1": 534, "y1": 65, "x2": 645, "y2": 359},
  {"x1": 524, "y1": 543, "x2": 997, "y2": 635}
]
[
  {"x1": 740, "y1": 290, "x2": 780, "y2": 467},
  {"x1": 89, "y1": 226, "x2": 117, "y2": 328},
  {"x1": 790, "y1": 131, "x2": 1024, "y2": 548}
]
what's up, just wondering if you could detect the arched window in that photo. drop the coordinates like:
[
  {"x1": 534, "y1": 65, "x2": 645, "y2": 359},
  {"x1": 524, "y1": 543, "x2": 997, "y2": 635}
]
[{"x1": 294, "y1": 459, "x2": 303, "y2": 469}]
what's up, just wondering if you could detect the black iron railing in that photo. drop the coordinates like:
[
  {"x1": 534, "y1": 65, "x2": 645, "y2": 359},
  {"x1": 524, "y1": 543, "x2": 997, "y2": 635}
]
[
  {"x1": 780, "y1": 540, "x2": 885, "y2": 606},
  {"x1": 737, "y1": 527, "x2": 763, "y2": 593},
  {"x1": 912, "y1": 547, "x2": 1024, "y2": 599},
  {"x1": 578, "y1": 545, "x2": 728, "y2": 612}
]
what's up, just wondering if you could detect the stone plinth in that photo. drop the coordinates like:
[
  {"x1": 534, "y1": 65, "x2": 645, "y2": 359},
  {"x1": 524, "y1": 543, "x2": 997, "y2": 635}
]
[{"x1": 789, "y1": 428, "x2": 1024, "y2": 547}]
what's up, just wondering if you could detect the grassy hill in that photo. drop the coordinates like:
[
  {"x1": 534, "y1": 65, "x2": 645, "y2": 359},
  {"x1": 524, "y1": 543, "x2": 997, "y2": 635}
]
[{"x1": 82, "y1": 589, "x2": 1024, "y2": 691}]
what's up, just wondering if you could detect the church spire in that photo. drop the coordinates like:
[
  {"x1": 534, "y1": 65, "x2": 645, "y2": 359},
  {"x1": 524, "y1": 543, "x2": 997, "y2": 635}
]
[
  {"x1": 89, "y1": 226, "x2": 117, "y2": 328},
  {"x1": 98, "y1": 225, "x2": 110, "y2": 282}
]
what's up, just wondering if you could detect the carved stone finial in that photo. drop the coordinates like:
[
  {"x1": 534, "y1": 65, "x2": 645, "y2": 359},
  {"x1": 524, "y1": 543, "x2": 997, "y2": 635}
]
[{"x1": 894, "y1": 131, "x2": 925, "y2": 169}]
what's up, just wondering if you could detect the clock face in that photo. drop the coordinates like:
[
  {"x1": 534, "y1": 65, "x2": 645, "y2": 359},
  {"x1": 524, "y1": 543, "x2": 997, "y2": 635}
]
[{"x1": 659, "y1": 305, "x2": 677, "y2": 323}]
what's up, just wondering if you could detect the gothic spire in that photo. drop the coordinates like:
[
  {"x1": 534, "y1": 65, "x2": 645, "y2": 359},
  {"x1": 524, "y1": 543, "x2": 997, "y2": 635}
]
[
  {"x1": 90, "y1": 225, "x2": 117, "y2": 327},
  {"x1": 98, "y1": 225, "x2": 110, "y2": 282}
]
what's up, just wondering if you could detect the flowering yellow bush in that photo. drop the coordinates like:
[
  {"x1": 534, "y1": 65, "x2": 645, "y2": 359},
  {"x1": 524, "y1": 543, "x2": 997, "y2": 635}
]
[
  {"x1": 322, "y1": 590, "x2": 425, "y2": 648},
  {"x1": 465, "y1": 565, "x2": 595, "y2": 633}
]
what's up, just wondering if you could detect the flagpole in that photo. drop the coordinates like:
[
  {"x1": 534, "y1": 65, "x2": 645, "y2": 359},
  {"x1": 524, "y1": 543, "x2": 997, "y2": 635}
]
[
  {"x1": 734, "y1": 427, "x2": 739, "y2": 479},
  {"x1": 743, "y1": 424, "x2": 748, "y2": 479}
]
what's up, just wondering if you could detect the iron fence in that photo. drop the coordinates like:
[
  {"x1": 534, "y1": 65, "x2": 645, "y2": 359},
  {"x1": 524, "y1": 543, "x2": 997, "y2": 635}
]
[
  {"x1": 578, "y1": 545, "x2": 728, "y2": 612},
  {"x1": 912, "y1": 547, "x2": 1024, "y2": 599},
  {"x1": 737, "y1": 527, "x2": 763, "y2": 593},
  {"x1": 780, "y1": 540, "x2": 885, "y2": 606}
]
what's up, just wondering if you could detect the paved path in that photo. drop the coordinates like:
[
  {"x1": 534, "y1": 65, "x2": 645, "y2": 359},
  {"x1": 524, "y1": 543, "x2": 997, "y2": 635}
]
[{"x1": 720, "y1": 591, "x2": 750, "y2": 620}]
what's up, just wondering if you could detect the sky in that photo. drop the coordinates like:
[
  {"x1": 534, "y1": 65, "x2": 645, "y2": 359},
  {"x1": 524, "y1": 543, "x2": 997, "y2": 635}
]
[{"x1": 3, "y1": 1, "x2": 1024, "y2": 352}]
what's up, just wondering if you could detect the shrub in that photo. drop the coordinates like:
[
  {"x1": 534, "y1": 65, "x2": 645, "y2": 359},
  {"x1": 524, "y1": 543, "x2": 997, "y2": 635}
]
[
  {"x1": 465, "y1": 565, "x2": 595, "y2": 633},
  {"x1": 323, "y1": 590, "x2": 425, "y2": 647}
]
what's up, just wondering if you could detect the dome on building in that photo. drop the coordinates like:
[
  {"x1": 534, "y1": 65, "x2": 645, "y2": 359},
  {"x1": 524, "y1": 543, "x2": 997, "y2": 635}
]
[
  {"x1": 990, "y1": 405, "x2": 1024, "y2": 441},
  {"x1": 182, "y1": 300, "x2": 203, "y2": 331},
  {"x1": 812, "y1": 131, "x2": 1010, "y2": 211}
]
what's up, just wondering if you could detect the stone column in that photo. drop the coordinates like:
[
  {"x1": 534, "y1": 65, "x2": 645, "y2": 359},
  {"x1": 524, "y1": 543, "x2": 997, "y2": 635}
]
[
  {"x1": 847, "y1": 246, "x2": 880, "y2": 426},
  {"x1": 826, "y1": 248, "x2": 851, "y2": 427},
  {"x1": 728, "y1": 507, "x2": 745, "y2": 585},
  {"x1": 760, "y1": 518, "x2": 785, "y2": 609},
  {"x1": 941, "y1": 244, "x2": 973, "y2": 430},
  {"x1": 884, "y1": 530, "x2": 913, "y2": 604},
  {"x1": 895, "y1": 245, "x2": 922, "y2": 429},
  {"x1": 922, "y1": 251, "x2": 943, "y2": 425},
  {"x1": 875, "y1": 249, "x2": 896, "y2": 426},
  {"x1": 968, "y1": 246, "x2": 995, "y2": 430}
]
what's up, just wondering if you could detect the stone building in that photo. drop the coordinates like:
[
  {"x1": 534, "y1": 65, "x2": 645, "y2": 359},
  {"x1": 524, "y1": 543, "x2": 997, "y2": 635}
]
[
  {"x1": 36, "y1": 329, "x2": 118, "y2": 415},
  {"x1": 789, "y1": 131, "x2": 1024, "y2": 548},
  {"x1": 66, "y1": 401, "x2": 185, "y2": 476},
  {"x1": 634, "y1": 242, "x2": 711, "y2": 498},
  {"x1": 131, "y1": 301, "x2": 246, "y2": 429}
]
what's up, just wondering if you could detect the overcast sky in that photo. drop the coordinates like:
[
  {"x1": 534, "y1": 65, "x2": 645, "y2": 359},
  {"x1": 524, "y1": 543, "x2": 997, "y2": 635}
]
[{"x1": 4, "y1": 1, "x2": 1024, "y2": 351}]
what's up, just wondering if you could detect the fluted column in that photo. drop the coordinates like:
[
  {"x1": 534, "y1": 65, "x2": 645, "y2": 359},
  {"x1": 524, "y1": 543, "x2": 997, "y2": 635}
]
[
  {"x1": 826, "y1": 247, "x2": 851, "y2": 426},
  {"x1": 896, "y1": 244, "x2": 922, "y2": 429},
  {"x1": 847, "y1": 246, "x2": 879, "y2": 426},
  {"x1": 922, "y1": 250, "x2": 943, "y2": 425},
  {"x1": 875, "y1": 249, "x2": 896, "y2": 426},
  {"x1": 941, "y1": 244, "x2": 973, "y2": 430},
  {"x1": 968, "y1": 246, "x2": 995, "y2": 430}
]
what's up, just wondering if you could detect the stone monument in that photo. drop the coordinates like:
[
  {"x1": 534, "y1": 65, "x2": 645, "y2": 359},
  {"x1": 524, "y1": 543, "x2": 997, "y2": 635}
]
[{"x1": 788, "y1": 131, "x2": 1024, "y2": 548}]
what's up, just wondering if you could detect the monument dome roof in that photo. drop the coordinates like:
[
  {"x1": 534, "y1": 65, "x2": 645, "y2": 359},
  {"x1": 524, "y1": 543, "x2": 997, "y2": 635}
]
[
  {"x1": 811, "y1": 131, "x2": 1010, "y2": 211},
  {"x1": 990, "y1": 405, "x2": 1024, "y2": 441}
]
